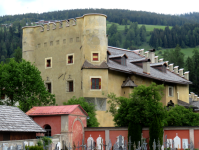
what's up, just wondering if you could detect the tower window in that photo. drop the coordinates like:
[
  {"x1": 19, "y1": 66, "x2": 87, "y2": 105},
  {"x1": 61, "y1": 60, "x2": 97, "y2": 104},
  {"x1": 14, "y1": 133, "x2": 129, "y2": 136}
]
[
  {"x1": 68, "y1": 56, "x2": 73, "y2": 63},
  {"x1": 67, "y1": 54, "x2": 74, "y2": 65},
  {"x1": 93, "y1": 53, "x2": 99, "y2": 61},
  {"x1": 66, "y1": 80, "x2": 74, "y2": 92},
  {"x1": 91, "y1": 78, "x2": 101, "y2": 89},
  {"x1": 45, "y1": 57, "x2": 52, "y2": 68},
  {"x1": 46, "y1": 83, "x2": 52, "y2": 93},
  {"x1": 47, "y1": 59, "x2": 51, "y2": 67},
  {"x1": 69, "y1": 81, "x2": 73, "y2": 92}
]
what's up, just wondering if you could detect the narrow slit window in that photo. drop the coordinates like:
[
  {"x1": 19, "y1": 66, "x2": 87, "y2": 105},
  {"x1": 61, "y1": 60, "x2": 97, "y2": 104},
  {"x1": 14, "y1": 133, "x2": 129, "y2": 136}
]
[
  {"x1": 69, "y1": 81, "x2": 73, "y2": 92},
  {"x1": 93, "y1": 53, "x2": 98, "y2": 61}
]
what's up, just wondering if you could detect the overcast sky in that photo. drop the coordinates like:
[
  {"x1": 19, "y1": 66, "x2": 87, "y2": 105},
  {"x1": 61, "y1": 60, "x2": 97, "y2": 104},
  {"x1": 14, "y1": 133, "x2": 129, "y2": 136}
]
[{"x1": 0, "y1": 0, "x2": 198, "y2": 17}]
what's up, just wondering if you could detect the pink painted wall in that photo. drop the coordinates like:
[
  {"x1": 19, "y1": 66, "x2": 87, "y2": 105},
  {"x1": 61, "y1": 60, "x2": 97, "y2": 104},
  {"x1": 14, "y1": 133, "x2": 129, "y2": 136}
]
[{"x1": 32, "y1": 115, "x2": 61, "y2": 136}]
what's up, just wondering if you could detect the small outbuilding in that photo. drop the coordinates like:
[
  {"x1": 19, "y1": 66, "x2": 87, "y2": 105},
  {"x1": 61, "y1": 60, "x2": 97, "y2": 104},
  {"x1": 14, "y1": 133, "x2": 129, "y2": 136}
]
[
  {"x1": 0, "y1": 105, "x2": 45, "y2": 141},
  {"x1": 26, "y1": 105, "x2": 88, "y2": 145}
]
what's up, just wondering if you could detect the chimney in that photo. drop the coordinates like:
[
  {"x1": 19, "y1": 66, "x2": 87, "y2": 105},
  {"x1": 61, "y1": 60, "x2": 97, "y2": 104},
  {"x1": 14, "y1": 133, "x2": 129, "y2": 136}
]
[
  {"x1": 179, "y1": 68, "x2": 184, "y2": 77},
  {"x1": 143, "y1": 62, "x2": 150, "y2": 74},
  {"x1": 144, "y1": 51, "x2": 149, "y2": 58},
  {"x1": 191, "y1": 92, "x2": 195, "y2": 101},
  {"x1": 159, "y1": 58, "x2": 163, "y2": 62},
  {"x1": 184, "y1": 71, "x2": 189, "y2": 80},
  {"x1": 149, "y1": 51, "x2": 155, "y2": 63},
  {"x1": 174, "y1": 66, "x2": 179, "y2": 74},
  {"x1": 197, "y1": 97, "x2": 199, "y2": 101},
  {"x1": 195, "y1": 95, "x2": 198, "y2": 101},
  {"x1": 140, "y1": 49, "x2": 144, "y2": 56},
  {"x1": 189, "y1": 94, "x2": 191, "y2": 98},
  {"x1": 155, "y1": 56, "x2": 158, "y2": 63},
  {"x1": 165, "y1": 61, "x2": 169, "y2": 69},
  {"x1": 169, "y1": 64, "x2": 174, "y2": 72}
]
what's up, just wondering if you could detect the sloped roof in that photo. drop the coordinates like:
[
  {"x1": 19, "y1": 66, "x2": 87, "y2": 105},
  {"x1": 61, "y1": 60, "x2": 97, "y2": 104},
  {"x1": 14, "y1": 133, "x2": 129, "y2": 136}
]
[
  {"x1": 109, "y1": 54, "x2": 128, "y2": 59},
  {"x1": 26, "y1": 105, "x2": 88, "y2": 116},
  {"x1": 0, "y1": 105, "x2": 46, "y2": 132},
  {"x1": 107, "y1": 46, "x2": 191, "y2": 85},
  {"x1": 178, "y1": 100, "x2": 198, "y2": 109},
  {"x1": 121, "y1": 77, "x2": 137, "y2": 87},
  {"x1": 82, "y1": 60, "x2": 108, "y2": 69}
]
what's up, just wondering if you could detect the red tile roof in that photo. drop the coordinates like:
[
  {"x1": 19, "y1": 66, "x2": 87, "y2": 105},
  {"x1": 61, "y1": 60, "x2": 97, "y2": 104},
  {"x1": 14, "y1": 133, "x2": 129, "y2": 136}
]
[{"x1": 26, "y1": 105, "x2": 88, "y2": 116}]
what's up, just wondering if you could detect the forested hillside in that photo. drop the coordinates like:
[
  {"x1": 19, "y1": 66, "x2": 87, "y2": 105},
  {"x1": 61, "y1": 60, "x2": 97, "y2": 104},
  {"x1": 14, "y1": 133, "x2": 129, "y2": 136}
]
[
  {"x1": 149, "y1": 23, "x2": 199, "y2": 49},
  {"x1": 0, "y1": 9, "x2": 197, "y2": 26}
]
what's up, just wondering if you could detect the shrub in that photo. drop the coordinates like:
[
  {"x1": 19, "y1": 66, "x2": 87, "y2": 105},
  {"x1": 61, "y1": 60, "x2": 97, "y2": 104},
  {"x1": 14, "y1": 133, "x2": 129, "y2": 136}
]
[{"x1": 25, "y1": 146, "x2": 44, "y2": 150}]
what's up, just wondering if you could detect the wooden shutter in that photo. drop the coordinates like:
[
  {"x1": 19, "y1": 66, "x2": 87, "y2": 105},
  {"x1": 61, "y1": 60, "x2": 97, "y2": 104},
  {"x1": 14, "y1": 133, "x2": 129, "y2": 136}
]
[
  {"x1": 99, "y1": 78, "x2": 101, "y2": 89},
  {"x1": 93, "y1": 53, "x2": 98, "y2": 61}
]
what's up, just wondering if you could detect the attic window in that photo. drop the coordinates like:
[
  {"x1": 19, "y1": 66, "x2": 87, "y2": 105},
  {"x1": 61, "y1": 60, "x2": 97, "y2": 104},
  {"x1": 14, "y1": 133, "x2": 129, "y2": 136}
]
[{"x1": 109, "y1": 54, "x2": 127, "y2": 66}]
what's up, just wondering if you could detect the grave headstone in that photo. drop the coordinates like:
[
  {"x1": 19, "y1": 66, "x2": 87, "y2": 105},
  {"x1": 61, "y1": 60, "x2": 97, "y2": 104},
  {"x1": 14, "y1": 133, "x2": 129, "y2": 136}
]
[
  {"x1": 29, "y1": 142, "x2": 34, "y2": 146},
  {"x1": 182, "y1": 139, "x2": 188, "y2": 149},
  {"x1": 3, "y1": 143, "x2": 9, "y2": 150}
]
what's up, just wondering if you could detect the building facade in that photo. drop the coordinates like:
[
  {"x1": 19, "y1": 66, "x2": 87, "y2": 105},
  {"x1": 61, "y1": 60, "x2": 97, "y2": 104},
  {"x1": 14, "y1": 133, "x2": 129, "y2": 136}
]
[{"x1": 22, "y1": 13, "x2": 191, "y2": 127}]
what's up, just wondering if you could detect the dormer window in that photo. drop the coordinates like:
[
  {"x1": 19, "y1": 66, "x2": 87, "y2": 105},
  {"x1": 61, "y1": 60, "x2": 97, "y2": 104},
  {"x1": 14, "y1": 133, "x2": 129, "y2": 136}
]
[
  {"x1": 109, "y1": 54, "x2": 128, "y2": 66},
  {"x1": 150, "y1": 62, "x2": 167, "y2": 73}
]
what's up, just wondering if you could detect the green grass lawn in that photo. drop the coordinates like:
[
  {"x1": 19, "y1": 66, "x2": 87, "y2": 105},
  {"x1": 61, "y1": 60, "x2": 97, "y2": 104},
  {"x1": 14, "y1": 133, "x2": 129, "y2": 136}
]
[{"x1": 107, "y1": 23, "x2": 172, "y2": 32}]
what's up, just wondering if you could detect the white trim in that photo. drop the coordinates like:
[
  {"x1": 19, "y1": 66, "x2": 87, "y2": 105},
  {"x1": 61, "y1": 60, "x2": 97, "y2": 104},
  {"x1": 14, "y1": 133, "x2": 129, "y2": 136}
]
[
  {"x1": 45, "y1": 57, "x2": 52, "y2": 69},
  {"x1": 91, "y1": 51, "x2": 100, "y2": 62},
  {"x1": 90, "y1": 76, "x2": 102, "y2": 91},
  {"x1": 66, "y1": 53, "x2": 74, "y2": 65},
  {"x1": 168, "y1": 86, "x2": 174, "y2": 97}
]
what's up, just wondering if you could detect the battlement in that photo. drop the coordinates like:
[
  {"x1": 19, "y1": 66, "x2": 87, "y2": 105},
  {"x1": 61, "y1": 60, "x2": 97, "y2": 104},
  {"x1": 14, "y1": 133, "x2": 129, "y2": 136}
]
[{"x1": 22, "y1": 13, "x2": 107, "y2": 32}]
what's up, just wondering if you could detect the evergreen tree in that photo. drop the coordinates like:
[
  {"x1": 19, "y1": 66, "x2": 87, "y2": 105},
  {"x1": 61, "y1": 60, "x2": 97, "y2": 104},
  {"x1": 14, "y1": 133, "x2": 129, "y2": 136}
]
[
  {"x1": 149, "y1": 117, "x2": 163, "y2": 150},
  {"x1": 128, "y1": 122, "x2": 142, "y2": 150}
]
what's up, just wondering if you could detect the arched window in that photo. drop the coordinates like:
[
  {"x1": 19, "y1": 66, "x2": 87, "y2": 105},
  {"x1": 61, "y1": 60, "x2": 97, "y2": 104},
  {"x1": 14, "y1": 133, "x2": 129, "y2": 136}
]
[{"x1": 44, "y1": 125, "x2": 51, "y2": 136}]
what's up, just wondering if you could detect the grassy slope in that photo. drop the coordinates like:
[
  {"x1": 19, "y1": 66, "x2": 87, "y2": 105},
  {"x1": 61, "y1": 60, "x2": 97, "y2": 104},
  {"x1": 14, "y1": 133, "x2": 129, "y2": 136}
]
[{"x1": 107, "y1": 22, "x2": 196, "y2": 58}]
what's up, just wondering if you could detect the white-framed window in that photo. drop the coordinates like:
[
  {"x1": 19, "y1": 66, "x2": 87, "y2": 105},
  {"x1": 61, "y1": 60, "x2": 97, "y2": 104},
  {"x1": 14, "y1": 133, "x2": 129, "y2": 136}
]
[
  {"x1": 66, "y1": 80, "x2": 74, "y2": 92},
  {"x1": 168, "y1": 86, "x2": 174, "y2": 97},
  {"x1": 91, "y1": 52, "x2": 100, "y2": 62},
  {"x1": 66, "y1": 53, "x2": 74, "y2": 65},
  {"x1": 90, "y1": 76, "x2": 101, "y2": 90},
  {"x1": 45, "y1": 57, "x2": 52, "y2": 69}
]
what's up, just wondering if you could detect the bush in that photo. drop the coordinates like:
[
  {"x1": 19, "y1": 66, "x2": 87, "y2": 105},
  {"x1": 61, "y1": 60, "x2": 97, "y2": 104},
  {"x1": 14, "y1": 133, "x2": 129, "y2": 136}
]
[{"x1": 25, "y1": 146, "x2": 44, "y2": 150}]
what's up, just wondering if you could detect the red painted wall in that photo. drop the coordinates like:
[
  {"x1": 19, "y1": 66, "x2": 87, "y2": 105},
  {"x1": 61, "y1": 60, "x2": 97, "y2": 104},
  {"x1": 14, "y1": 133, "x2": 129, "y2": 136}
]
[
  {"x1": 109, "y1": 130, "x2": 128, "y2": 145},
  {"x1": 32, "y1": 115, "x2": 61, "y2": 136},
  {"x1": 72, "y1": 120, "x2": 83, "y2": 147},
  {"x1": 194, "y1": 130, "x2": 199, "y2": 149},
  {"x1": 164, "y1": 130, "x2": 189, "y2": 150}
]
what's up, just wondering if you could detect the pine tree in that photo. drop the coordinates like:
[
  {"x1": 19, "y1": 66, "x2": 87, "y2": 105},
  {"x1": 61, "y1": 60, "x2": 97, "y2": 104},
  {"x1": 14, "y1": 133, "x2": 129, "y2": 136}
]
[{"x1": 128, "y1": 122, "x2": 142, "y2": 150}]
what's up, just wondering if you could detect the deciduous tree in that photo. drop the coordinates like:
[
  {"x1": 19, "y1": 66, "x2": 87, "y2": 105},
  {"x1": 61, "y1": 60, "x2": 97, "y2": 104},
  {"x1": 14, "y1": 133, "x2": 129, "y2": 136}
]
[{"x1": 0, "y1": 59, "x2": 56, "y2": 112}]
